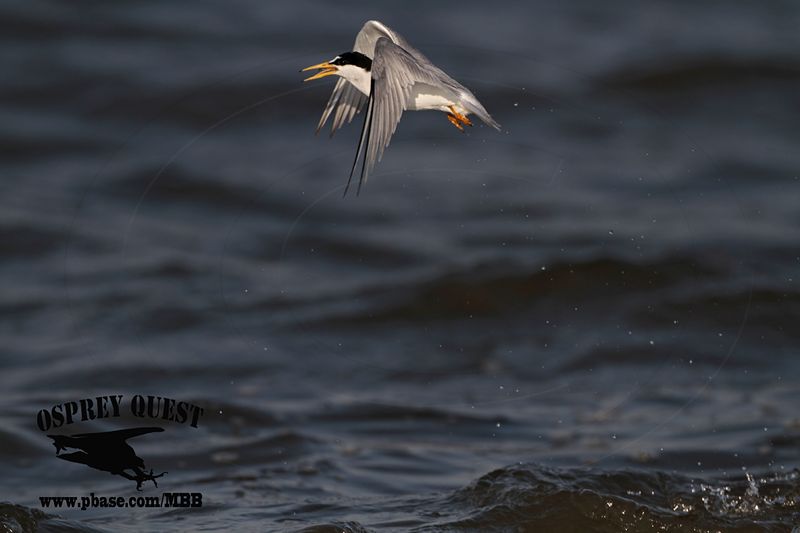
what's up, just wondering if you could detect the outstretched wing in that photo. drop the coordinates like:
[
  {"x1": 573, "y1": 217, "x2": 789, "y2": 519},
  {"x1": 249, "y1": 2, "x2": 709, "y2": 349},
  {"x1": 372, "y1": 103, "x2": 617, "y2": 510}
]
[
  {"x1": 316, "y1": 20, "x2": 422, "y2": 136},
  {"x1": 345, "y1": 37, "x2": 448, "y2": 195},
  {"x1": 316, "y1": 79, "x2": 367, "y2": 136},
  {"x1": 353, "y1": 20, "x2": 425, "y2": 60},
  {"x1": 357, "y1": 22, "x2": 500, "y2": 132}
]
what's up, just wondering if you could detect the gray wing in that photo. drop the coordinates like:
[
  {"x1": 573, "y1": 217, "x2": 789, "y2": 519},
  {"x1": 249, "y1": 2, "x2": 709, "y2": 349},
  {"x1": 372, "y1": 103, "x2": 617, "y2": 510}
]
[
  {"x1": 353, "y1": 20, "x2": 428, "y2": 62},
  {"x1": 316, "y1": 79, "x2": 367, "y2": 135},
  {"x1": 362, "y1": 22, "x2": 500, "y2": 133},
  {"x1": 316, "y1": 20, "x2": 421, "y2": 136},
  {"x1": 345, "y1": 37, "x2": 447, "y2": 195}
]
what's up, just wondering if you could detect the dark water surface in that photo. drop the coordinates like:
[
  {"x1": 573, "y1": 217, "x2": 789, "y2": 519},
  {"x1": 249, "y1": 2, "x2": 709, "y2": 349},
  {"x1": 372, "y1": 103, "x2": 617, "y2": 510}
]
[{"x1": 2, "y1": 1, "x2": 799, "y2": 531}]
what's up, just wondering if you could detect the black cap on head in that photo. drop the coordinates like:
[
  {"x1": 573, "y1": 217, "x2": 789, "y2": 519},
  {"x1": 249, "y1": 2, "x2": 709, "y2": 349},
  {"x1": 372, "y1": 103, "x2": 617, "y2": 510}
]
[{"x1": 332, "y1": 52, "x2": 372, "y2": 71}]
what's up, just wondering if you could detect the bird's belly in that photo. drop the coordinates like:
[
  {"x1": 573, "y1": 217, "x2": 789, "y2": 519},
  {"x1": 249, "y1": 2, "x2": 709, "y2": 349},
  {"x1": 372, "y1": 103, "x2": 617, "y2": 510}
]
[{"x1": 406, "y1": 84, "x2": 462, "y2": 113}]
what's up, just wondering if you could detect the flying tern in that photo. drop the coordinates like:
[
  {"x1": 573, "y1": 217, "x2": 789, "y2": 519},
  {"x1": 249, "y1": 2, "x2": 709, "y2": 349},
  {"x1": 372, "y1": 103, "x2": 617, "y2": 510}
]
[{"x1": 302, "y1": 20, "x2": 501, "y2": 195}]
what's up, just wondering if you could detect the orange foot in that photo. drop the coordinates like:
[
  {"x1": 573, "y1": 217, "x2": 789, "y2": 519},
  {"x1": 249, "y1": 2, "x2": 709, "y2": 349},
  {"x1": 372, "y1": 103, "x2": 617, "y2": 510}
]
[
  {"x1": 447, "y1": 113, "x2": 464, "y2": 131},
  {"x1": 447, "y1": 105, "x2": 472, "y2": 130}
]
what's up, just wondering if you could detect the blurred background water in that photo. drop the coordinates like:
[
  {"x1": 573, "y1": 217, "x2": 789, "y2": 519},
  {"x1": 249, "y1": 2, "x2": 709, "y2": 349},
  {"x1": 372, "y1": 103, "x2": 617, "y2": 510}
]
[{"x1": 1, "y1": 0, "x2": 799, "y2": 531}]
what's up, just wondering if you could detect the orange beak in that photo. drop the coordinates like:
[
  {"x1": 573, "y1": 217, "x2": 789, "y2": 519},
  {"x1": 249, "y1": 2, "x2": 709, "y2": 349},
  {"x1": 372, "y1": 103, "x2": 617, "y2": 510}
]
[{"x1": 301, "y1": 61, "x2": 338, "y2": 82}]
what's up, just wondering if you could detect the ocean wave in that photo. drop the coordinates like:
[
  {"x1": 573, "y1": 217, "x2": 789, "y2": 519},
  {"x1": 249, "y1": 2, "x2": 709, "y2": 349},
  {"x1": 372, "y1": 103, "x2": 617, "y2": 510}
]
[
  {"x1": 597, "y1": 56, "x2": 800, "y2": 92},
  {"x1": 294, "y1": 254, "x2": 722, "y2": 327},
  {"x1": 433, "y1": 464, "x2": 800, "y2": 532}
]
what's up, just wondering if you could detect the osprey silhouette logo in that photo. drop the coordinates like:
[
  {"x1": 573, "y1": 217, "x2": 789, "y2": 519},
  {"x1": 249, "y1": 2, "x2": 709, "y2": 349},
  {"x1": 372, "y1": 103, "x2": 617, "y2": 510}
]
[
  {"x1": 36, "y1": 394, "x2": 205, "y2": 491},
  {"x1": 48, "y1": 428, "x2": 167, "y2": 491}
]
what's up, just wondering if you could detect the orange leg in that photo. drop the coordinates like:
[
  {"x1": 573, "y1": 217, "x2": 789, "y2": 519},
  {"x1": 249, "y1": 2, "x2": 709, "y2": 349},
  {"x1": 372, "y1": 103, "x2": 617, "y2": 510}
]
[
  {"x1": 449, "y1": 106, "x2": 473, "y2": 127},
  {"x1": 446, "y1": 113, "x2": 464, "y2": 132}
]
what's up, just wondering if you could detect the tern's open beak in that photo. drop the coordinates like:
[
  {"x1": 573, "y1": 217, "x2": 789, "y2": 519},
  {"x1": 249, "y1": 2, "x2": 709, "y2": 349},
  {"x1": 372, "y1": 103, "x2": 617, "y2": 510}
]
[{"x1": 302, "y1": 61, "x2": 338, "y2": 82}]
